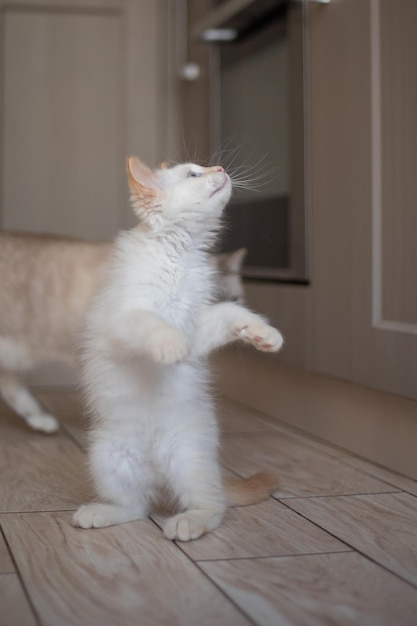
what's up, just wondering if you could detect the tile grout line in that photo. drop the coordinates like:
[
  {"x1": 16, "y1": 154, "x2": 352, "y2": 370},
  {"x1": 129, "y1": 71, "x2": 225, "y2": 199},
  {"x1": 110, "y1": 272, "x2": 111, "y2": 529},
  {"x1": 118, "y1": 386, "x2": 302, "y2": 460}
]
[
  {"x1": 193, "y1": 548, "x2": 354, "y2": 564},
  {"x1": 59, "y1": 423, "x2": 85, "y2": 451},
  {"x1": 0, "y1": 521, "x2": 42, "y2": 626},
  {"x1": 222, "y1": 427, "x2": 417, "y2": 497},
  {"x1": 223, "y1": 429, "x2": 417, "y2": 495},
  {"x1": 334, "y1": 459, "x2": 417, "y2": 498},
  {"x1": 148, "y1": 517, "x2": 259, "y2": 626},
  {"x1": 0, "y1": 508, "x2": 79, "y2": 516},
  {"x1": 278, "y1": 496, "x2": 417, "y2": 592},
  {"x1": 275, "y1": 489, "x2": 403, "y2": 501}
]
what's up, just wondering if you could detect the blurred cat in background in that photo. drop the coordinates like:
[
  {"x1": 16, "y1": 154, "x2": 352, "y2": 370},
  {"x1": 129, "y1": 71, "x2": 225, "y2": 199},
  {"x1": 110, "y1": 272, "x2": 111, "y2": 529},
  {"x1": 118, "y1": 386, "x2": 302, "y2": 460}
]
[{"x1": 0, "y1": 231, "x2": 246, "y2": 433}]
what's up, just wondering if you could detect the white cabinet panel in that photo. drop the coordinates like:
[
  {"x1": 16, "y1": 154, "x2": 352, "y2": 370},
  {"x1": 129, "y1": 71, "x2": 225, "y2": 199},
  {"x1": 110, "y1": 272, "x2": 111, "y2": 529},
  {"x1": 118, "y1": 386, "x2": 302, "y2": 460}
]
[
  {"x1": 2, "y1": 5, "x2": 124, "y2": 239},
  {"x1": 352, "y1": 0, "x2": 417, "y2": 397}
]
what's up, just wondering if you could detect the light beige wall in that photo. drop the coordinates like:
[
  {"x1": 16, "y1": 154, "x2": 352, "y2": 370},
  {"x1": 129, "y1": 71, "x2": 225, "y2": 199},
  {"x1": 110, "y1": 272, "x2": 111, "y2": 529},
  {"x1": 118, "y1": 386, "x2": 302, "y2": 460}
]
[
  {"x1": 0, "y1": 0, "x2": 178, "y2": 237},
  {"x1": 2, "y1": 4, "x2": 125, "y2": 239},
  {"x1": 0, "y1": 0, "x2": 179, "y2": 386}
]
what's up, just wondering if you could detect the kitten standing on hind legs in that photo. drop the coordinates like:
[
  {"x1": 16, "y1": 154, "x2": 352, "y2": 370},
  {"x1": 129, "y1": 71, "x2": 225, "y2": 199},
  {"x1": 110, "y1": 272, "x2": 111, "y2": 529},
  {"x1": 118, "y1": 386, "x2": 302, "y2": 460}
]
[
  {"x1": 73, "y1": 156, "x2": 283, "y2": 541},
  {"x1": 0, "y1": 232, "x2": 245, "y2": 433}
]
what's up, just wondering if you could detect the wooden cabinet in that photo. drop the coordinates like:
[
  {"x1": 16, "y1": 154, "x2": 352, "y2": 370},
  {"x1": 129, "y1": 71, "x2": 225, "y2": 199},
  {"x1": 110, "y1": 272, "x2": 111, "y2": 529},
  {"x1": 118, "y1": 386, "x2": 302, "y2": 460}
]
[{"x1": 239, "y1": 0, "x2": 417, "y2": 401}]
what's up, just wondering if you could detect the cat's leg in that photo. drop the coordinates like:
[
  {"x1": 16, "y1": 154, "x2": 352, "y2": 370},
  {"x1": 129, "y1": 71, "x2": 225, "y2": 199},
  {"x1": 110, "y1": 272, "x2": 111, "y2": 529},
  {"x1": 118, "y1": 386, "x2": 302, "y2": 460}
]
[
  {"x1": 164, "y1": 506, "x2": 226, "y2": 542},
  {"x1": 162, "y1": 436, "x2": 227, "y2": 541},
  {"x1": 163, "y1": 472, "x2": 227, "y2": 541},
  {"x1": 73, "y1": 436, "x2": 152, "y2": 529},
  {"x1": 73, "y1": 503, "x2": 145, "y2": 529},
  {"x1": 111, "y1": 309, "x2": 189, "y2": 364},
  {"x1": 0, "y1": 370, "x2": 59, "y2": 433},
  {"x1": 193, "y1": 302, "x2": 283, "y2": 358}
]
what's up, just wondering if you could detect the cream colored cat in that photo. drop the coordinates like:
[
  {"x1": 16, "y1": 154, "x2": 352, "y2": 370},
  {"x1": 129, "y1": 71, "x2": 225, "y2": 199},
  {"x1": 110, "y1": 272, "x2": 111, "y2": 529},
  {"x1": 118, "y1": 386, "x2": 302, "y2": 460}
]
[
  {"x1": 73, "y1": 157, "x2": 283, "y2": 541},
  {"x1": 0, "y1": 231, "x2": 246, "y2": 433}
]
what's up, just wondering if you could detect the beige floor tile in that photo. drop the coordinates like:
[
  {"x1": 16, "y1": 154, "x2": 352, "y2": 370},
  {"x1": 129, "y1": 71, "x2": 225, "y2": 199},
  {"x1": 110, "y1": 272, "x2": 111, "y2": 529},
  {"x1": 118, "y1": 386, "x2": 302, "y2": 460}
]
[
  {"x1": 221, "y1": 433, "x2": 398, "y2": 498},
  {"x1": 0, "y1": 530, "x2": 14, "y2": 573},
  {"x1": 286, "y1": 492, "x2": 417, "y2": 586},
  {"x1": 200, "y1": 551, "x2": 417, "y2": 626},
  {"x1": 336, "y1": 454, "x2": 417, "y2": 497},
  {"x1": 172, "y1": 498, "x2": 348, "y2": 561},
  {"x1": 1, "y1": 574, "x2": 37, "y2": 626},
  {"x1": 0, "y1": 399, "x2": 41, "y2": 441},
  {"x1": 0, "y1": 406, "x2": 92, "y2": 512},
  {"x1": 219, "y1": 397, "x2": 345, "y2": 457},
  {"x1": 1, "y1": 511, "x2": 252, "y2": 626},
  {"x1": 217, "y1": 397, "x2": 280, "y2": 433},
  {"x1": 220, "y1": 396, "x2": 417, "y2": 496}
]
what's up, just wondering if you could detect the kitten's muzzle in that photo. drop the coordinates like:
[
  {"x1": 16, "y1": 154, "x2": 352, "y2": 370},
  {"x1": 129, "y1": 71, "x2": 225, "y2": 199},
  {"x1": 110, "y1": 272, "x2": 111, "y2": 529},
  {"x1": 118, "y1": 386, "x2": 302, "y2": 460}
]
[{"x1": 210, "y1": 171, "x2": 230, "y2": 197}]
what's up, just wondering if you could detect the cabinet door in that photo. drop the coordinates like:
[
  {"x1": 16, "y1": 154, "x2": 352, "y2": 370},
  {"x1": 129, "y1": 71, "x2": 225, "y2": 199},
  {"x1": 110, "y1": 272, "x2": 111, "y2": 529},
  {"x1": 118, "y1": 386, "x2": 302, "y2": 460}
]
[
  {"x1": 0, "y1": 0, "x2": 176, "y2": 385},
  {"x1": 351, "y1": 0, "x2": 417, "y2": 398},
  {"x1": 0, "y1": 0, "x2": 174, "y2": 239},
  {"x1": 310, "y1": 0, "x2": 417, "y2": 399}
]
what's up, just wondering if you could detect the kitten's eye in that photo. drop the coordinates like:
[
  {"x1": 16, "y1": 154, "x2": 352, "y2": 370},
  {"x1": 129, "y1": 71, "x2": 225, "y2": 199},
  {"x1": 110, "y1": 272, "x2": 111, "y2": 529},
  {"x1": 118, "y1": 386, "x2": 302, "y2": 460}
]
[{"x1": 187, "y1": 170, "x2": 202, "y2": 178}]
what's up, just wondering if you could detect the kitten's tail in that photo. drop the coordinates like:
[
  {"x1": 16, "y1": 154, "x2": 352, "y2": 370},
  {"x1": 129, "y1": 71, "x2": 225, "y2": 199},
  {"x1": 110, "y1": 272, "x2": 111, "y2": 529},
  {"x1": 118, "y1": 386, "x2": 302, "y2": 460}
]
[{"x1": 224, "y1": 472, "x2": 279, "y2": 507}]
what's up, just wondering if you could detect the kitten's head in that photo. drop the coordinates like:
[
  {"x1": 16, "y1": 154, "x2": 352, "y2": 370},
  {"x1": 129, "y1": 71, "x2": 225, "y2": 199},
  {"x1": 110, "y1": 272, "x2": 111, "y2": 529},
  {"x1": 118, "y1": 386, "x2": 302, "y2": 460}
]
[{"x1": 126, "y1": 157, "x2": 232, "y2": 237}]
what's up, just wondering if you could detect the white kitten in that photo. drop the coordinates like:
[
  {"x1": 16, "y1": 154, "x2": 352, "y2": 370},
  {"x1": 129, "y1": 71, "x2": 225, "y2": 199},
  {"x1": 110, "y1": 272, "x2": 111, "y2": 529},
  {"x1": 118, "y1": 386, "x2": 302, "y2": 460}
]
[
  {"x1": 73, "y1": 157, "x2": 283, "y2": 541},
  {"x1": 0, "y1": 232, "x2": 245, "y2": 433}
]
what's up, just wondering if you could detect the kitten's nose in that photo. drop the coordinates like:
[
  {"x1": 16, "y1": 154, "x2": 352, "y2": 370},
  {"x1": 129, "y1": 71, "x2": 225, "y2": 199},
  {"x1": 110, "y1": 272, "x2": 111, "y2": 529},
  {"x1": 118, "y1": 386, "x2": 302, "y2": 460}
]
[{"x1": 205, "y1": 165, "x2": 225, "y2": 174}]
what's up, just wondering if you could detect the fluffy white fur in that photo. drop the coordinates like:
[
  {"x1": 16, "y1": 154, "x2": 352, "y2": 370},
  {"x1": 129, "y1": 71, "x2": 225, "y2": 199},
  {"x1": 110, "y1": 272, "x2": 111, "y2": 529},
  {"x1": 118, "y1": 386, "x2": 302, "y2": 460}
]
[
  {"x1": 73, "y1": 158, "x2": 283, "y2": 541},
  {"x1": 0, "y1": 232, "x2": 245, "y2": 433}
]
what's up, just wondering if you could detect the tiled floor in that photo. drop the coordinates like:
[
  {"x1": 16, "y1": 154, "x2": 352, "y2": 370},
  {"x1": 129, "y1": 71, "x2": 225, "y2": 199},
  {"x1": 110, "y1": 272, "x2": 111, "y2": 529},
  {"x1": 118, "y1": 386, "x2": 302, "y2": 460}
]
[{"x1": 1, "y1": 390, "x2": 417, "y2": 625}]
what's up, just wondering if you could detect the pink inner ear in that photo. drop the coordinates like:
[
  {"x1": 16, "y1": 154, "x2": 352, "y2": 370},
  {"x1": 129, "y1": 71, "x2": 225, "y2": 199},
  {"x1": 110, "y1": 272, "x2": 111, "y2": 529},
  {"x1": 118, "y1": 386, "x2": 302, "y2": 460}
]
[{"x1": 128, "y1": 157, "x2": 157, "y2": 190}]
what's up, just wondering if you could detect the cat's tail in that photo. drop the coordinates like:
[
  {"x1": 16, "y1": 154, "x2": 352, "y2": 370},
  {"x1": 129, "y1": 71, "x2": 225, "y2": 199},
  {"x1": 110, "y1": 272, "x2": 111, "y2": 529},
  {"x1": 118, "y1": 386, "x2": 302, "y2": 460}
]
[{"x1": 224, "y1": 472, "x2": 279, "y2": 507}]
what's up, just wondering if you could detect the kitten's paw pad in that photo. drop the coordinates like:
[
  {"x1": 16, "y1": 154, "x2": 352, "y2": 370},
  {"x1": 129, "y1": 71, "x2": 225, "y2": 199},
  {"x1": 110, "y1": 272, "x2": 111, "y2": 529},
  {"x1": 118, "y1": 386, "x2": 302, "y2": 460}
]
[
  {"x1": 25, "y1": 413, "x2": 59, "y2": 434},
  {"x1": 146, "y1": 329, "x2": 190, "y2": 364},
  {"x1": 164, "y1": 512, "x2": 207, "y2": 542},
  {"x1": 73, "y1": 504, "x2": 115, "y2": 529},
  {"x1": 235, "y1": 322, "x2": 284, "y2": 352}
]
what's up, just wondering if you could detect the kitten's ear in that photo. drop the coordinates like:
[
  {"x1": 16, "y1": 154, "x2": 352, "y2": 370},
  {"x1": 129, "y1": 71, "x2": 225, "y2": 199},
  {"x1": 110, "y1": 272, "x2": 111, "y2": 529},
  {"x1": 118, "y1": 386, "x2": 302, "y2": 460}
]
[
  {"x1": 126, "y1": 157, "x2": 161, "y2": 217},
  {"x1": 219, "y1": 248, "x2": 248, "y2": 273}
]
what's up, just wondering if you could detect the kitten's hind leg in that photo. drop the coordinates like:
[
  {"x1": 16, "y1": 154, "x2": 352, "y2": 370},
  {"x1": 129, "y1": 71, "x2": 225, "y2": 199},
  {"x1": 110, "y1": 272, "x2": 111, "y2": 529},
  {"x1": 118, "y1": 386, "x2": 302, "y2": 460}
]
[
  {"x1": 0, "y1": 370, "x2": 59, "y2": 433},
  {"x1": 163, "y1": 447, "x2": 227, "y2": 542},
  {"x1": 73, "y1": 437, "x2": 151, "y2": 529},
  {"x1": 73, "y1": 503, "x2": 145, "y2": 529},
  {"x1": 164, "y1": 507, "x2": 226, "y2": 542}
]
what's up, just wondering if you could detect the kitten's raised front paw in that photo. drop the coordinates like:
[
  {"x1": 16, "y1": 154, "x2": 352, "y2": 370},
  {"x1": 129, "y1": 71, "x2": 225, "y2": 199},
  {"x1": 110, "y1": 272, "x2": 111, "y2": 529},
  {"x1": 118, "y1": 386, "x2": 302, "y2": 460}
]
[
  {"x1": 25, "y1": 413, "x2": 59, "y2": 434},
  {"x1": 234, "y1": 321, "x2": 284, "y2": 352},
  {"x1": 145, "y1": 328, "x2": 190, "y2": 364}
]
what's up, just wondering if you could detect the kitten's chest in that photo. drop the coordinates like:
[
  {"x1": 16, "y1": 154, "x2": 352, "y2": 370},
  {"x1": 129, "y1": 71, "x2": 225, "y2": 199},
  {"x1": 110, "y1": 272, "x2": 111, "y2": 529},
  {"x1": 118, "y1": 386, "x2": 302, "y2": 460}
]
[
  {"x1": 116, "y1": 241, "x2": 213, "y2": 334},
  {"x1": 158, "y1": 265, "x2": 209, "y2": 330}
]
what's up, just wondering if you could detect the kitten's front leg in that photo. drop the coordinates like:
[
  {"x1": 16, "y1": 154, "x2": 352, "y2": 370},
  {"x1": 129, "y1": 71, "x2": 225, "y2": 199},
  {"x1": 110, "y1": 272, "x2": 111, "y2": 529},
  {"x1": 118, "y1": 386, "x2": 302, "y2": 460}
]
[
  {"x1": 112, "y1": 310, "x2": 189, "y2": 364},
  {"x1": 232, "y1": 317, "x2": 284, "y2": 352},
  {"x1": 194, "y1": 302, "x2": 283, "y2": 357},
  {"x1": 143, "y1": 323, "x2": 189, "y2": 365}
]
